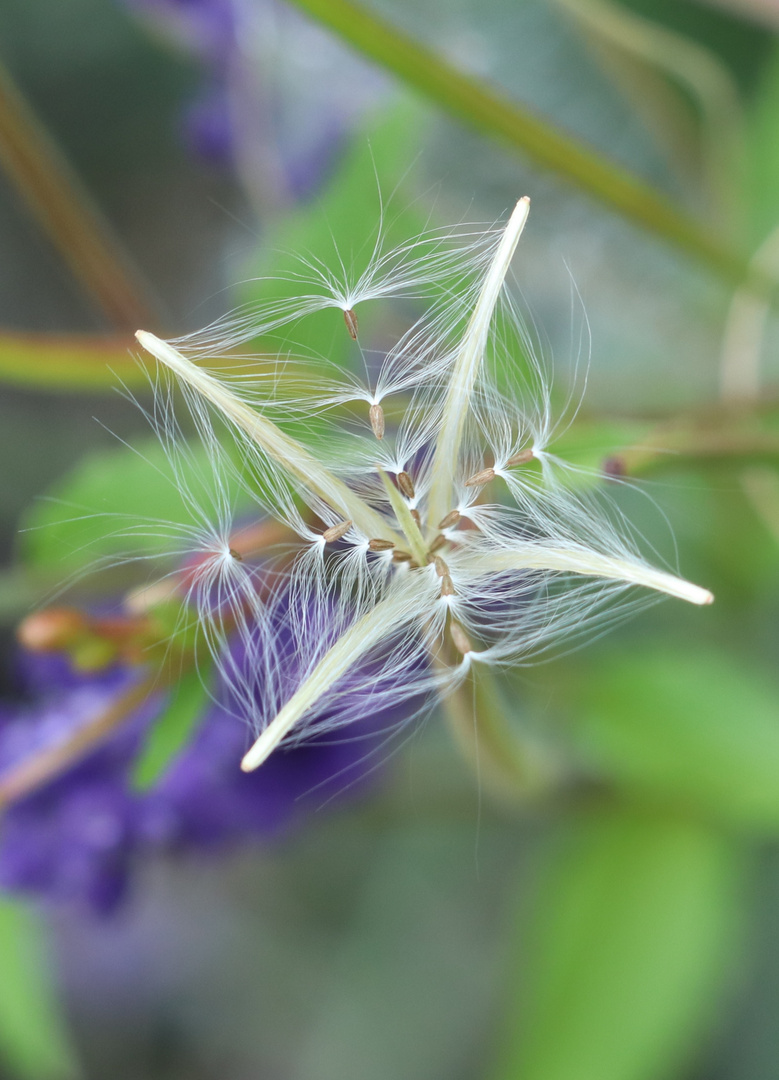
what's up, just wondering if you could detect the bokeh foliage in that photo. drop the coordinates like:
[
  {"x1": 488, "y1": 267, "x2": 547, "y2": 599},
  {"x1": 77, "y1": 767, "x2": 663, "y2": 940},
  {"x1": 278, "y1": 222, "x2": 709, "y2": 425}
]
[{"x1": 2, "y1": 1, "x2": 779, "y2": 1078}]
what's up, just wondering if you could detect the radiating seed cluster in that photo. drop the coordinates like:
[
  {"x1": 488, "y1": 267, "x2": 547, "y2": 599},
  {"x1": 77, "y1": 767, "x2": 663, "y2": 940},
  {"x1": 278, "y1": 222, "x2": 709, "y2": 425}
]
[{"x1": 134, "y1": 196, "x2": 711, "y2": 773}]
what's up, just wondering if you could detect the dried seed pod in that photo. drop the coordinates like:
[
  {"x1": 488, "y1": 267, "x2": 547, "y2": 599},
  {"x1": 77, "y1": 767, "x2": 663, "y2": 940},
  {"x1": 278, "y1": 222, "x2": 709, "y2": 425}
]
[
  {"x1": 392, "y1": 550, "x2": 413, "y2": 563},
  {"x1": 437, "y1": 510, "x2": 460, "y2": 530},
  {"x1": 228, "y1": 548, "x2": 243, "y2": 562},
  {"x1": 410, "y1": 509, "x2": 422, "y2": 528},
  {"x1": 464, "y1": 467, "x2": 495, "y2": 488},
  {"x1": 322, "y1": 519, "x2": 352, "y2": 543},
  {"x1": 428, "y1": 534, "x2": 447, "y2": 555},
  {"x1": 369, "y1": 403, "x2": 385, "y2": 440},
  {"x1": 343, "y1": 308, "x2": 359, "y2": 340},
  {"x1": 368, "y1": 538, "x2": 395, "y2": 552}
]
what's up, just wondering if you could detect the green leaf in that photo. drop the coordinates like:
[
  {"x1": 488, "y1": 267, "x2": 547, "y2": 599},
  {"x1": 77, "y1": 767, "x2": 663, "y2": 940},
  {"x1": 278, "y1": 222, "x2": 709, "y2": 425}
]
[
  {"x1": 747, "y1": 44, "x2": 779, "y2": 243},
  {"x1": 20, "y1": 439, "x2": 249, "y2": 579},
  {"x1": 0, "y1": 896, "x2": 80, "y2": 1078},
  {"x1": 284, "y1": 0, "x2": 763, "y2": 290},
  {"x1": 131, "y1": 665, "x2": 211, "y2": 789},
  {"x1": 493, "y1": 807, "x2": 743, "y2": 1080},
  {"x1": 566, "y1": 647, "x2": 779, "y2": 831},
  {"x1": 239, "y1": 99, "x2": 431, "y2": 366}
]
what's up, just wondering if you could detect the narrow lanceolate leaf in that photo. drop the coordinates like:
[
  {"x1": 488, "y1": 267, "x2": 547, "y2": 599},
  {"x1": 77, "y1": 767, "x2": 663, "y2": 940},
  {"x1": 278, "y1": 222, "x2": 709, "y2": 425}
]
[
  {"x1": 135, "y1": 332, "x2": 401, "y2": 544},
  {"x1": 0, "y1": 898, "x2": 80, "y2": 1079},
  {"x1": 132, "y1": 665, "x2": 212, "y2": 790},
  {"x1": 241, "y1": 578, "x2": 437, "y2": 771},
  {"x1": 428, "y1": 197, "x2": 530, "y2": 529},
  {"x1": 493, "y1": 808, "x2": 743, "y2": 1080},
  {"x1": 284, "y1": 0, "x2": 762, "y2": 290},
  {"x1": 460, "y1": 545, "x2": 713, "y2": 605}
]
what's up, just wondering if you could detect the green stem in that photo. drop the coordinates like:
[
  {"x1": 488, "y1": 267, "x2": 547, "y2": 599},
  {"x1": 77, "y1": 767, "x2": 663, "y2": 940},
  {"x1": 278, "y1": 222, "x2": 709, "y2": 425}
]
[
  {"x1": 440, "y1": 659, "x2": 562, "y2": 802},
  {"x1": 285, "y1": 0, "x2": 766, "y2": 292}
]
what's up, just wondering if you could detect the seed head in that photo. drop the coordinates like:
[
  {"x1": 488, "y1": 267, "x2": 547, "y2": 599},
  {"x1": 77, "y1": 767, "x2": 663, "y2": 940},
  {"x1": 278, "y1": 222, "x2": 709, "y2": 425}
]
[{"x1": 132, "y1": 195, "x2": 712, "y2": 773}]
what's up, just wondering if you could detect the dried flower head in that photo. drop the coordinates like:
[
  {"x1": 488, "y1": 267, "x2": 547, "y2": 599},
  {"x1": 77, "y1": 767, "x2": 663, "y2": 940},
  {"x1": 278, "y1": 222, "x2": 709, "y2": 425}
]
[{"x1": 134, "y1": 197, "x2": 712, "y2": 773}]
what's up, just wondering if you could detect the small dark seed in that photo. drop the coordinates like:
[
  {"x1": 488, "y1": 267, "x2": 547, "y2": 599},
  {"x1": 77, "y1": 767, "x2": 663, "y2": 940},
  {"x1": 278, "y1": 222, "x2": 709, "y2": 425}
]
[
  {"x1": 369, "y1": 403, "x2": 385, "y2": 440},
  {"x1": 368, "y1": 538, "x2": 394, "y2": 552},
  {"x1": 343, "y1": 308, "x2": 359, "y2": 340},
  {"x1": 322, "y1": 519, "x2": 352, "y2": 543},
  {"x1": 437, "y1": 510, "x2": 460, "y2": 530},
  {"x1": 434, "y1": 555, "x2": 449, "y2": 577},
  {"x1": 397, "y1": 471, "x2": 415, "y2": 499},
  {"x1": 464, "y1": 467, "x2": 495, "y2": 488},
  {"x1": 505, "y1": 449, "x2": 534, "y2": 467}
]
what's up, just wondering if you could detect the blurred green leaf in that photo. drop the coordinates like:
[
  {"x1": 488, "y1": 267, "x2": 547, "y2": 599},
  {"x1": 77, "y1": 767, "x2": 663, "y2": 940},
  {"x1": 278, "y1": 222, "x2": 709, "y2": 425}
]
[
  {"x1": 20, "y1": 439, "x2": 249, "y2": 579},
  {"x1": 239, "y1": 99, "x2": 430, "y2": 366},
  {"x1": 131, "y1": 664, "x2": 211, "y2": 790},
  {"x1": 0, "y1": 896, "x2": 80, "y2": 1078},
  {"x1": 567, "y1": 647, "x2": 779, "y2": 831},
  {"x1": 285, "y1": 0, "x2": 763, "y2": 290},
  {"x1": 747, "y1": 44, "x2": 779, "y2": 243},
  {"x1": 494, "y1": 807, "x2": 743, "y2": 1080}
]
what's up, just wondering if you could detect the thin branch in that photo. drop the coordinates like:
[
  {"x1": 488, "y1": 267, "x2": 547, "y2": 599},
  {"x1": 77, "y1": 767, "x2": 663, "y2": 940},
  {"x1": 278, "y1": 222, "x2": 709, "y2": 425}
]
[
  {"x1": 0, "y1": 676, "x2": 157, "y2": 810},
  {"x1": 0, "y1": 61, "x2": 157, "y2": 331},
  {"x1": 284, "y1": 0, "x2": 766, "y2": 293}
]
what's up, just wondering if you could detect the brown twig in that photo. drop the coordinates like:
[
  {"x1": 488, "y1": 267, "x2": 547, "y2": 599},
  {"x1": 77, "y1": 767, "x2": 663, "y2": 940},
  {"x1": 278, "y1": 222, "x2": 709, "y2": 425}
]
[
  {"x1": 0, "y1": 676, "x2": 158, "y2": 811},
  {"x1": 0, "y1": 61, "x2": 157, "y2": 331}
]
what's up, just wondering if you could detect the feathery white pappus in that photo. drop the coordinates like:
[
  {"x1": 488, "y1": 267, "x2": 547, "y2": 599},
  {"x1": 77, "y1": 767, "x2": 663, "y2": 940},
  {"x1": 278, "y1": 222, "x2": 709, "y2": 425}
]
[{"x1": 134, "y1": 196, "x2": 712, "y2": 773}]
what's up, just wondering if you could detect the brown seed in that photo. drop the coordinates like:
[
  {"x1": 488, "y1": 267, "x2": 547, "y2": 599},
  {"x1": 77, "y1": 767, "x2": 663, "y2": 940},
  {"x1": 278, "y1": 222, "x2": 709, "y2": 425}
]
[
  {"x1": 505, "y1": 449, "x2": 534, "y2": 467},
  {"x1": 410, "y1": 509, "x2": 422, "y2": 528},
  {"x1": 437, "y1": 510, "x2": 460, "y2": 530},
  {"x1": 463, "y1": 467, "x2": 495, "y2": 488},
  {"x1": 368, "y1": 538, "x2": 394, "y2": 552},
  {"x1": 343, "y1": 308, "x2": 359, "y2": 340},
  {"x1": 369, "y1": 403, "x2": 385, "y2": 440},
  {"x1": 392, "y1": 550, "x2": 413, "y2": 563},
  {"x1": 229, "y1": 548, "x2": 243, "y2": 562},
  {"x1": 440, "y1": 574, "x2": 456, "y2": 597},
  {"x1": 450, "y1": 622, "x2": 472, "y2": 655},
  {"x1": 433, "y1": 555, "x2": 449, "y2": 578},
  {"x1": 428, "y1": 534, "x2": 447, "y2": 555},
  {"x1": 322, "y1": 519, "x2": 352, "y2": 543},
  {"x1": 396, "y1": 471, "x2": 415, "y2": 499}
]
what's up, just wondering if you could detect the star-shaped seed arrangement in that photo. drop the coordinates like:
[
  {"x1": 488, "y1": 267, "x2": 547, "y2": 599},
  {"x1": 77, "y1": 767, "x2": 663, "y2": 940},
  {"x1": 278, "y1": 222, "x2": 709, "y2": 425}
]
[{"x1": 135, "y1": 196, "x2": 712, "y2": 773}]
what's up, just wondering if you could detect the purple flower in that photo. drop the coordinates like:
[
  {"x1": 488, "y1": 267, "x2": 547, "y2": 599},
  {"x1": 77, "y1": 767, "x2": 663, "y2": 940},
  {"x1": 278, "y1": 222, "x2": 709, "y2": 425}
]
[
  {"x1": 119, "y1": 0, "x2": 389, "y2": 197},
  {"x1": 0, "y1": 599, "x2": 398, "y2": 915}
]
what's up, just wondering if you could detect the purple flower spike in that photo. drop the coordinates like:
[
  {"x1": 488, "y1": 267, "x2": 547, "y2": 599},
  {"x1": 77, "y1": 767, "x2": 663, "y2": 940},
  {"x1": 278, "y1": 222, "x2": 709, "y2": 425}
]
[{"x1": 0, "y1": 602, "x2": 399, "y2": 915}]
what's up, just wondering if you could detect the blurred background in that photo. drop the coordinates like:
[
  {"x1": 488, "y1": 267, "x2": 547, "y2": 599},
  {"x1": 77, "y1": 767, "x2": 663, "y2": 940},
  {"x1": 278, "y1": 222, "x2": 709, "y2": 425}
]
[{"x1": 1, "y1": 0, "x2": 779, "y2": 1078}]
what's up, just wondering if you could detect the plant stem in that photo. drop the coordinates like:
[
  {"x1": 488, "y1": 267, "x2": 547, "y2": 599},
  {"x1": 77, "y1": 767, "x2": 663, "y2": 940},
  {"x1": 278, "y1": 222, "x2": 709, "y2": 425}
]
[
  {"x1": 0, "y1": 61, "x2": 157, "y2": 331},
  {"x1": 285, "y1": 0, "x2": 767, "y2": 293}
]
